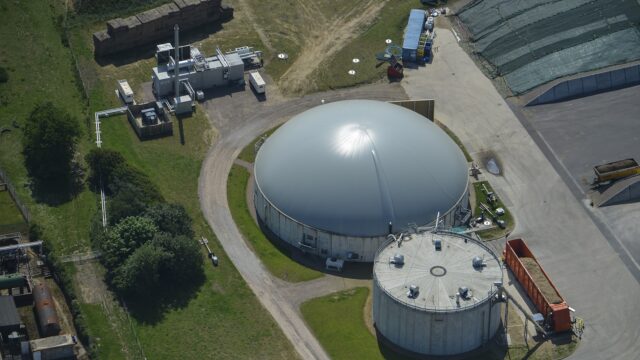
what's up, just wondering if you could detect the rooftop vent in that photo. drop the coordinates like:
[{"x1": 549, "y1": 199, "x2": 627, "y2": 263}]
[
  {"x1": 472, "y1": 256, "x2": 485, "y2": 268},
  {"x1": 434, "y1": 239, "x2": 442, "y2": 251},
  {"x1": 458, "y1": 286, "x2": 471, "y2": 299},
  {"x1": 408, "y1": 284, "x2": 420, "y2": 299},
  {"x1": 390, "y1": 253, "x2": 405, "y2": 266}
]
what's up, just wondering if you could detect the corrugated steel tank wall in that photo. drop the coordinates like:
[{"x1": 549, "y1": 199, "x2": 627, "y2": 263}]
[
  {"x1": 254, "y1": 185, "x2": 466, "y2": 262},
  {"x1": 372, "y1": 278, "x2": 501, "y2": 356}
]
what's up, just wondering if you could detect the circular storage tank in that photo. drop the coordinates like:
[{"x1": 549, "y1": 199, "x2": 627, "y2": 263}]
[
  {"x1": 373, "y1": 232, "x2": 503, "y2": 356},
  {"x1": 254, "y1": 100, "x2": 470, "y2": 262}
]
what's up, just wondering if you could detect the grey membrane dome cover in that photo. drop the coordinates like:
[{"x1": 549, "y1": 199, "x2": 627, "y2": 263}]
[{"x1": 254, "y1": 100, "x2": 468, "y2": 237}]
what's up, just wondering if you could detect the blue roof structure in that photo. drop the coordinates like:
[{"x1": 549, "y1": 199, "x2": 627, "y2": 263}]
[{"x1": 402, "y1": 9, "x2": 425, "y2": 51}]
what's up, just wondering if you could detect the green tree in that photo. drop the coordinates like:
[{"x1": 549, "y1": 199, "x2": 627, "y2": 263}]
[
  {"x1": 101, "y1": 216, "x2": 158, "y2": 269},
  {"x1": 152, "y1": 232, "x2": 203, "y2": 283},
  {"x1": 85, "y1": 148, "x2": 126, "y2": 191},
  {"x1": 22, "y1": 102, "x2": 81, "y2": 189},
  {"x1": 0, "y1": 67, "x2": 8, "y2": 83},
  {"x1": 144, "y1": 203, "x2": 194, "y2": 238},
  {"x1": 112, "y1": 242, "x2": 169, "y2": 296}
]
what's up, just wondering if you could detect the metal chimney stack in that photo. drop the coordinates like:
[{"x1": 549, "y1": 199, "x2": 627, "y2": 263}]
[{"x1": 174, "y1": 24, "x2": 180, "y2": 103}]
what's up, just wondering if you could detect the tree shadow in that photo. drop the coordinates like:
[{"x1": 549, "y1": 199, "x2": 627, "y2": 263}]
[
  {"x1": 123, "y1": 268, "x2": 206, "y2": 325},
  {"x1": 30, "y1": 163, "x2": 85, "y2": 206}
]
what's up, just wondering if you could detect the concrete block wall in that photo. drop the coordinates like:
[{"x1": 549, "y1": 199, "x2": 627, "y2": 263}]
[{"x1": 528, "y1": 64, "x2": 640, "y2": 106}]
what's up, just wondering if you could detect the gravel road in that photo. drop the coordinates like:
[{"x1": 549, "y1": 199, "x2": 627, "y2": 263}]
[{"x1": 198, "y1": 82, "x2": 406, "y2": 359}]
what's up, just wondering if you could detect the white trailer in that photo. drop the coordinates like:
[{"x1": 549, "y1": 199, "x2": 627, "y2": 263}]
[
  {"x1": 117, "y1": 79, "x2": 134, "y2": 104},
  {"x1": 249, "y1": 71, "x2": 266, "y2": 94}
]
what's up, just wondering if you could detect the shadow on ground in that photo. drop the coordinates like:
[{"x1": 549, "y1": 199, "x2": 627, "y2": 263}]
[
  {"x1": 30, "y1": 168, "x2": 84, "y2": 206},
  {"x1": 257, "y1": 217, "x2": 374, "y2": 280},
  {"x1": 124, "y1": 269, "x2": 206, "y2": 325}
]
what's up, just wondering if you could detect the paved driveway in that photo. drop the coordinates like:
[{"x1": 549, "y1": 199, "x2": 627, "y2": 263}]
[
  {"x1": 401, "y1": 25, "x2": 640, "y2": 359},
  {"x1": 520, "y1": 86, "x2": 640, "y2": 264}
]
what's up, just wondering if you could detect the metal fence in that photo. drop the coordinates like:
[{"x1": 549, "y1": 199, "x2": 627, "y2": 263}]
[{"x1": 0, "y1": 167, "x2": 32, "y2": 225}]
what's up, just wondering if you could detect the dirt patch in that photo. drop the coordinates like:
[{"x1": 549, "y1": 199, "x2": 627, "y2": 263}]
[
  {"x1": 363, "y1": 289, "x2": 375, "y2": 336},
  {"x1": 520, "y1": 257, "x2": 562, "y2": 304},
  {"x1": 74, "y1": 261, "x2": 109, "y2": 304},
  {"x1": 278, "y1": 0, "x2": 387, "y2": 94}
]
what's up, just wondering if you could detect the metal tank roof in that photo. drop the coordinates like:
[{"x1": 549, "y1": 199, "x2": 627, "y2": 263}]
[
  {"x1": 254, "y1": 100, "x2": 469, "y2": 237},
  {"x1": 374, "y1": 232, "x2": 503, "y2": 311}
]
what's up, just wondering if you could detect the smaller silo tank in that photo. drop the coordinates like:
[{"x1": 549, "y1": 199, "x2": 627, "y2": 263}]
[{"x1": 33, "y1": 283, "x2": 60, "y2": 337}]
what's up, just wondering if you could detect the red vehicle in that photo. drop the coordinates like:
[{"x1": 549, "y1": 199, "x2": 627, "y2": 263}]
[{"x1": 504, "y1": 239, "x2": 571, "y2": 332}]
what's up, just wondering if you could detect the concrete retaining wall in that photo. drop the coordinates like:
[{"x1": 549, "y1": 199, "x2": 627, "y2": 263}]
[{"x1": 528, "y1": 64, "x2": 640, "y2": 106}]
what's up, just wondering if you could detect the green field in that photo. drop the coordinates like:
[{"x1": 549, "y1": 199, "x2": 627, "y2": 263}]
[
  {"x1": 0, "y1": 0, "x2": 96, "y2": 254},
  {"x1": 227, "y1": 164, "x2": 322, "y2": 282},
  {"x1": 237, "y1": 125, "x2": 281, "y2": 164},
  {"x1": 1, "y1": 1, "x2": 299, "y2": 359},
  {"x1": 94, "y1": 109, "x2": 299, "y2": 358},
  {"x1": 0, "y1": 190, "x2": 27, "y2": 234},
  {"x1": 308, "y1": 1, "x2": 427, "y2": 92},
  {"x1": 472, "y1": 181, "x2": 515, "y2": 240},
  {"x1": 301, "y1": 287, "x2": 409, "y2": 360}
]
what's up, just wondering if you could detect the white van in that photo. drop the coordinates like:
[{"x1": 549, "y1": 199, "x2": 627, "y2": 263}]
[
  {"x1": 117, "y1": 79, "x2": 134, "y2": 104},
  {"x1": 249, "y1": 71, "x2": 266, "y2": 94}
]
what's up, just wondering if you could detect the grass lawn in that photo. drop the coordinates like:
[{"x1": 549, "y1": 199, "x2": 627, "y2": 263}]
[
  {"x1": 237, "y1": 125, "x2": 281, "y2": 163},
  {"x1": 80, "y1": 302, "x2": 144, "y2": 359},
  {"x1": 472, "y1": 181, "x2": 515, "y2": 240},
  {"x1": 227, "y1": 164, "x2": 322, "y2": 282},
  {"x1": 436, "y1": 120, "x2": 473, "y2": 162},
  {"x1": 0, "y1": 190, "x2": 27, "y2": 234},
  {"x1": 0, "y1": 1, "x2": 299, "y2": 358},
  {"x1": 0, "y1": 0, "x2": 96, "y2": 254},
  {"x1": 301, "y1": 288, "x2": 381, "y2": 360},
  {"x1": 301, "y1": 287, "x2": 410, "y2": 360},
  {"x1": 308, "y1": 1, "x2": 428, "y2": 92},
  {"x1": 96, "y1": 108, "x2": 298, "y2": 359}
]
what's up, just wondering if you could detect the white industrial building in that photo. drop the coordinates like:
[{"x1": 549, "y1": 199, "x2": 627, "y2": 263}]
[
  {"x1": 151, "y1": 44, "x2": 244, "y2": 98},
  {"x1": 373, "y1": 231, "x2": 503, "y2": 356},
  {"x1": 253, "y1": 100, "x2": 470, "y2": 262}
]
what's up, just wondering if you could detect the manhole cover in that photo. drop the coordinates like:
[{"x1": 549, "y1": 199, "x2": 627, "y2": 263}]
[
  {"x1": 348, "y1": 70, "x2": 356, "y2": 75},
  {"x1": 352, "y1": 58, "x2": 360, "y2": 64},
  {"x1": 486, "y1": 158, "x2": 501, "y2": 175},
  {"x1": 430, "y1": 266, "x2": 447, "y2": 277},
  {"x1": 277, "y1": 53, "x2": 288, "y2": 60}
]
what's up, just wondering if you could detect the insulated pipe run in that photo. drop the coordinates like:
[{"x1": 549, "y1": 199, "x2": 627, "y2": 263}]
[{"x1": 174, "y1": 24, "x2": 180, "y2": 102}]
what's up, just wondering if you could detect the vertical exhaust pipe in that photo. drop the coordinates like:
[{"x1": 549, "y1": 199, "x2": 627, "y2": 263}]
[{"x1": 174, "y1": 24, "x2": 180, "y2": 103}]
